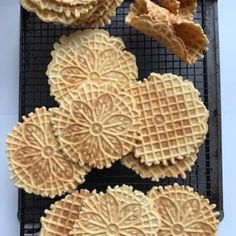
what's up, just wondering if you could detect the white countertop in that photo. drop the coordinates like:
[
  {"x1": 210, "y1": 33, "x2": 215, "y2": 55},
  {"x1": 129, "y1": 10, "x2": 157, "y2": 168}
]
[{"x1": 0, "y1": 0, "x2": 235, "y2": 235}]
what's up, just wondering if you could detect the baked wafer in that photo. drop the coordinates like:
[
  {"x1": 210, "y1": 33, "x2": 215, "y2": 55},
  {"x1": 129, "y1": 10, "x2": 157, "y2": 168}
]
[
  {"x1": 40, "y1": 189, "x2": 93, "y2": 235},
  {"x1": 70, "y1": 185, "x2": 160, "y2": 236},
  {"x1": 158, "y1": 0, "x2": 197, "y2": 20},
  {"x1": 73, "y1": 0, "x2": 125, "y2": 28},
  {"x1": 51, "y1": 83, "x2": 140, "y2": 169},
  {"x1": 21, "y1": 0, "x2": 78, "y2": 25},
  {"x1": 127, "y1": 73, "x2": 208, "y2": 166},
  {"x1": 53, "y1": 0, "x2": 95, "y2": 5},
  {"x1": 6, "y1": 107, "x2": 90, "y2": 198},
  {"x1": 126, "y1": 0, "x2": 208, "y2": 64},
  {"x1": 47, "y1": 29, "x2": 138, "y2": 105},
  {"x1": 121, "y1": 152, "x2": 197, "y2": 181},
  {"x1": 30, "y1": 0, "x2": 96, "y2": 18},
  {"x1": 147, "y1": 184, "x2": 219, "y2": 235}
]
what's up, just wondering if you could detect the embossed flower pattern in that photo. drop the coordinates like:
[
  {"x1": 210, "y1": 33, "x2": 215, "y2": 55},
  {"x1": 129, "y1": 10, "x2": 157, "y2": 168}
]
[
  {"x1": 155, "y1": 196, "x2": 215, "y2": 235},
  {"x1": 47, "y1": 32, "x2": 138, "y2": 105},
  {"x1": 6, "y1": 107, "x2": 89, "y2": 197},
  {"x1": 148, "y1": 185, "x2": 219, "y2": 236},
  {"x1": 70, "y1": 185, "x2": 160, "y2": 236},
  {"x1": 52, "y1": 83, "x2": 140, "y2": 169}
]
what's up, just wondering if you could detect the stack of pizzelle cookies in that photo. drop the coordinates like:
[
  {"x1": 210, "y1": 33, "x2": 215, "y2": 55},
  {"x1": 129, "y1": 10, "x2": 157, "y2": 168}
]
[
  {"x1": 6, "y1": 29, "x2": 209, "y2": 198},
  {"x1": 39, "y1": 184, "x2": 219, "y2": 235},
  {"x1": 126, "y1": 0, "x2": 209, "y2": 64},
  {"x1": 20, "y1": 0, "x2": 124, "y2": 27}
]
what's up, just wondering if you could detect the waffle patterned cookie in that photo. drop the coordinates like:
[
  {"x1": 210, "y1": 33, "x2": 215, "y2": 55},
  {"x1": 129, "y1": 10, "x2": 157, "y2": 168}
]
[
  {"x1": 121, "y1": 152, "x2": 197, "y2": 181},
  {"x1": 74, "y1": 0, "x2": 125, "y2": 27},
  {"x1": 51, "y1": 83, "x2": 140, "y2": 169},
  {"x1": 40, "y1": 190, "x2": 92, "y2": 235},
  {"x1": 6, "y1": 107, "x2": 90, "y2": 198},
  {"x1": 158, "y1": 0, "x2": 197, "y2": 20},
  {"x1": 30, "y1": 0, "x2": 96, "y2": 18},
  {"x1": 127, "y1": 73, "x2": 208, "y2": 166},
  {"x1": 70, "y1": 185, "x2": 160, "y2": 236},
  {"x1": 126, "y1": 0, "x2": 208, "y2": 64},
  {"x1": 47, "y1": 29, "x2": 138, "y2": 105},
  {"x1": 147, "y1": 184, "x2": 219, "y2": 236}
]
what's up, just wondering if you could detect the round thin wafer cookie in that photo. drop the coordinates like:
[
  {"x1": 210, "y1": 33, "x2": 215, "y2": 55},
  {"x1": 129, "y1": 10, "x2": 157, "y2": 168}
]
[
  {"x1": 47, "y1": 29, "x2": 138, "y2": 105},
  {"x1": 121, "y1": 152, "x2": 197, "y2": 181},
  {"x1": 70, "y1": 185, "x2": 160, "y2": 236},
  {"x1": 74, "y1": 0, "x2": 125, "y2": 28},
  {"x1": 126, "y1": 0, "x2": 208, "y2": 64},
  {"x1": 21, "y1": 0, "x2": 78, "y2": 25},
  {"x1": 6, "y1": 107, "x2": 90, "y2": 198},
  {"x1": 147, "y1": 184, "x2": 219, "y2": 235},
  {"x1": 30, "y1": 0, "x2": 96, "y2": 18},
  {"x1": 40, "y1": 189, "x2": 93, "y2": 236},
  {"x1": 51, "y1": 83, "x2": 140, "y2": 169},
  {"x1": 128, "y1": 73, "x2": 209, "y2": 166}
]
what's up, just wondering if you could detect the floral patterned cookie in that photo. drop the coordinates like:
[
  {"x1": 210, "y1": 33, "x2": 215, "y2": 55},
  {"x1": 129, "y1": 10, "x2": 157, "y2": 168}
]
[
  {"x1": 51, "y1": 83, "x2": 140, "y2": 169},
  {"x1": 47, "y1": 29, "x2": 138, "y2": 105},
  {"x1": 70, "y1": 185, "x2": 160, "y2": 235},
  {"x1": 147, "y1": 184, "x2": 219, "y2": 236},
  {"x1": 6, "y1": 107, "x2": 90, "y2": 198}
]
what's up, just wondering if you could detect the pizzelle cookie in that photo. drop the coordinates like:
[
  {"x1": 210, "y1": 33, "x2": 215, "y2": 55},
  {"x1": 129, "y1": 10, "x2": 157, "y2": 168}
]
[
  {"x1": 51, "y1": 83, "x2": 140, "y2": 169},
  {"x1": 40, "y1": 189, "x2": 93, "y2": 236},
  {"x1": 158, "y1": 0, "x2": 197, "y2": 20},
  {"x1": 121, "y1": 152, "x2": 197, "y2": 181},
  {"x1": 21, "y1": 0, "x2": 77, "y2": 25},
  {"x1": 128, "y1": 73, "x2": 208, "y2": 166},
  {"x1": 30, "y1": 0, "x2": 96, "y2": 18},
  {"x1": 147, "y1": 184, "x2": 219, "y2": 235},
  {"x1": 6, "y1": 107, "x2": 90, "y2": 198},
  {"x1": 21, "y1": 0, "x2": 96, "y2": 25},
  {"x1": 53, "y1": 0, "x2": 95, "y2": 5},
  {"x1": 47, "y1": 29, "x2": 138, "y2": 105},
  {"x1": 70, "y1": 185, "x2": 160, "y2": 236},
  {"x1": 126, "y1": 0, "x2": 208, "y2": 64},
  {"x1": 74, "y1": 0, "x2": 125, "y2": 28}
]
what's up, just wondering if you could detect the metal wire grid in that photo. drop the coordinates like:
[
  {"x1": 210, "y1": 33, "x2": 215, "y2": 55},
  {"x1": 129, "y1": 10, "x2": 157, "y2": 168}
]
[{"x1": 19, "y1": 0, "x2": 222, "y2": 235}]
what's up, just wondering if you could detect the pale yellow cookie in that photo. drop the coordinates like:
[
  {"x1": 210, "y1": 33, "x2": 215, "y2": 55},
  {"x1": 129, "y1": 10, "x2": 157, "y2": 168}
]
[
  {"x1": 158, "y1": 0, "x2": 197, "y2": 20},
  {"x1": 147, "y1": 184, "x2": 219, "y2": 235},
  {"x1": 51, "y1": 83, "x2": 140, "y2": 169},
  {"x1": 127, "y1": 73, "x2": 209, "y2": 166},
  {"x1": 126, "y1": 0, "x2": 208, "y2": 64},
  {"x1": 6, "y1": 107, "x2": 90, "y2": 198},
  {"x1": 70, "y1": 185, "x2": 160, "y2": 236},
  {"x1": 47, "y1": 29, "x2": 138, "y2": 105},
  {"x1": 21, "y1": 0, "x2": 77, "y2": 25},
  {"x1": 121, "y1": 152, "x2": 197, "y2": 181},
  {"x1": 74, "y1": 0, "x2": 125, "y2": 27},
  {"x1": 40, "y1": 190, "x2": 93, "y2": 236},
  {"x1": 53, "y1": 0, "x2": 95, "y2": 5},
  {"x1": 30, "y1": 0, "x2": 96, "y2": 18}
]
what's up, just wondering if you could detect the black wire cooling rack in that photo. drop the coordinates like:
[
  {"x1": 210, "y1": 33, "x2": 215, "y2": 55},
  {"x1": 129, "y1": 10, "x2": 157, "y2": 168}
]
[{"x1": 18, "y1": 0, "x2": 223, "y2": 235}]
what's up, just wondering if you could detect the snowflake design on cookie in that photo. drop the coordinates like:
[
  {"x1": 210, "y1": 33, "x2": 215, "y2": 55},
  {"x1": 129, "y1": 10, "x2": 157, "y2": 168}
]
[
  {"x1": 148, "y1": 184, "x2": 219, "y2": 236},
  {"x1": 51, "y1": 83, "x2": 140, "y2": 169},
  {"x1": 6, "y1": 107, "x2": 90, "y2": 198},
  {"x1": 70, "y1": 185, "x2": 160, "y2": 236}
]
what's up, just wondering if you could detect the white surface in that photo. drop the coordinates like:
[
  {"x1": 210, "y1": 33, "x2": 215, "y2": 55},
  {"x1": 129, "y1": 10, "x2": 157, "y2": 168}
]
[
  {"x1": 0, "y1": 0, "x2": 235, "y2": 235},
  {"x1": 0, "y1": 1, "x2": 20, "y2": 235}
]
